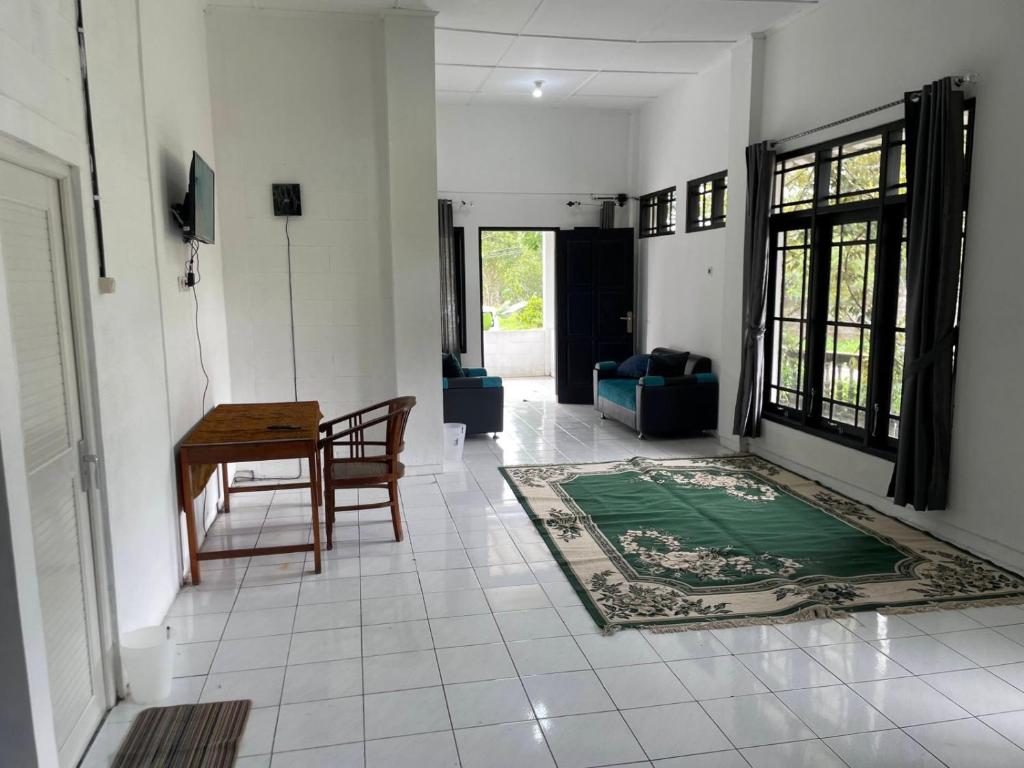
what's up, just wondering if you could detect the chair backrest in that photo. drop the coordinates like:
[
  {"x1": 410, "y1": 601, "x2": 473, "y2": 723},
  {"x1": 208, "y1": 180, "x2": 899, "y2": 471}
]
[{"x1": 385, "y1": 396, "x2": 416, "y2": 458}]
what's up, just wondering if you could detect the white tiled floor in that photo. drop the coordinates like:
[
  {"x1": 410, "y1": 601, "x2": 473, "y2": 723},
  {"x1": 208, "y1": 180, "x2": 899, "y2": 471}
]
[{"x1": 82, "y1": 378, "x2": 1024, "y2": 767}]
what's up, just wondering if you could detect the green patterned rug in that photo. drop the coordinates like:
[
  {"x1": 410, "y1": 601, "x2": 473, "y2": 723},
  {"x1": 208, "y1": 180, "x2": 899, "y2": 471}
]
[{"x1": 499, "y1": 455, "x2": 1024, "y2": 631}]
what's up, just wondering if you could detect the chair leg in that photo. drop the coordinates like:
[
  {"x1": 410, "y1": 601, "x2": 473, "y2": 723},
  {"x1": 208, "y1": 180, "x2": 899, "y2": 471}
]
[
  {"x1": 388, "y1": 479, "x2": 403, "y2": 542},
  {"x1": 325, "y1": 483, "x2": 334, "y2": 550}
]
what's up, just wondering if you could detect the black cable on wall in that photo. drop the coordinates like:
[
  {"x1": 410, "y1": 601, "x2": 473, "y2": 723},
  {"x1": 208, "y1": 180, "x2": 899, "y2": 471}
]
[{"x1": 76, "y1": 0, "x2": 107, "y2": 278}]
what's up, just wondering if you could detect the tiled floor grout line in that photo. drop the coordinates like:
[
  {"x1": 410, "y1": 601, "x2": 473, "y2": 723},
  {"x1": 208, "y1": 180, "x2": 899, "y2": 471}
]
[
  {"x1": 110, "y1": 386, "x2": 1024, "y2": 767},
  {"x1": 438, "y1": 471, "x2": 564, "y2": 768},
  {"x1": 356, "y1": 501, "x2": 368, "y2": 768},
  {"x1": 450, "y1": 449, "x2": 666, "y2": 766},
  {"x1": 415, "y1": 488, "x2": 464, "y2": 766},
  {"x1": 482, "y1": 398, "x2": 928, "y2": 766},
  {"x1": 894, "y1": 722, "x2": 962, "y2": 768},
  {"x1": 267, "y1": 490, "x2": 291, "y2": 758}
]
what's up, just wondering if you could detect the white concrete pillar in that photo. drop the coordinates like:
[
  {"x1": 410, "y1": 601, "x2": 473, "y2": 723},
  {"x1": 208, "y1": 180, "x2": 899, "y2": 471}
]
[{"x1": 382, "y1": 10, "x2": 444, "y2": 468}]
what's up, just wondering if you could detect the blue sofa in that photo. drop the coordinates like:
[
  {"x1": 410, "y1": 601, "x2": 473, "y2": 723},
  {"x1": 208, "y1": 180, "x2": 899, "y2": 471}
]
[
  {"x1": 593, "y1": 347, "x2": 718, "y2": 438},
  {"x1": 443, "y1": 366, "x2": 504, "y2": 436}
]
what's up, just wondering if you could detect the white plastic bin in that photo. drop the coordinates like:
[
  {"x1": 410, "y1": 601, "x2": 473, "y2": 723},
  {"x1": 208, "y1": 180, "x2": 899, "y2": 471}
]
[
  {"x1": 443, "y1": 422, "x2": 467, "y2": 467},
  {"x1": 121, "y1": 625, "x2": 174, "y2": 704}
]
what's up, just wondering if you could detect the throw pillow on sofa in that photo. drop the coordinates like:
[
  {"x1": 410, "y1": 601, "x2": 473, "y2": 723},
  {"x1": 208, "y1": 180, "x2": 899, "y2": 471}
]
[
  {"x1": 616, "y1": 354, "x2": 652, "y2": 378},
  {"x1": 442, "y1": 353, "x2": 465, "y2": 378},
  {"x1": 647, "y1": 351, "x2": 689, "y2": 377}
]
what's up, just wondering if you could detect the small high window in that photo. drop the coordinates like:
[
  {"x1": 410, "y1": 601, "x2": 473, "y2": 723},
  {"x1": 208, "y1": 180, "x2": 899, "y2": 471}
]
[
  {"x1": 686, "y1": 171, "x2": 727, "y2": 232},
  {"x1": 638, "y1": 187, "x2": 677, "y2": 238}
]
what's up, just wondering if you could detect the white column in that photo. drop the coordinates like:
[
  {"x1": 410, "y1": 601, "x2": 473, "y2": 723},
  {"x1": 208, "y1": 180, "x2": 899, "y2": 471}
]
[
  {"x1": 719, "y1": 34, "x2": 766, "y2": 451},
  {"x1": 382, "y1": 10, "x2": 444, "y2": 468}
]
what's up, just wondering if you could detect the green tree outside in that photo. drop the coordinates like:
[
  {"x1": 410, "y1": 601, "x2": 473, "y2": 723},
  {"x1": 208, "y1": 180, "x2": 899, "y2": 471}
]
[
  {"x1": 774, "y1": 145, "x2": 907, "y2": 425},
  {"x1": 481, "y1": 230, "x2": 544, "y2": 331}
]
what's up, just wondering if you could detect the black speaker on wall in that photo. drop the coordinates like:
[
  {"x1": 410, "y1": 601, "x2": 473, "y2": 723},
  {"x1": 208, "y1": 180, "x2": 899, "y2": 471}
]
[{"x1": 272, "y1": 183, "x2": 302, "y2": 216}]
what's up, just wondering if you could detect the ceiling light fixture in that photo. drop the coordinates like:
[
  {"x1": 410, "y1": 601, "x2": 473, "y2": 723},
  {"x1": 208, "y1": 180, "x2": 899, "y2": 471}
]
[{"x1": 532, "y1": 80, "x2": 544, "y2": 98}]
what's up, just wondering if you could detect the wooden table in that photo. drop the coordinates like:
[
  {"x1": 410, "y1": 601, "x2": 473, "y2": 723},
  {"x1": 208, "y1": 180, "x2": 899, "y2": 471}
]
[{"x1": 177, "y1": 402, "x2": 322, "y2": 585}]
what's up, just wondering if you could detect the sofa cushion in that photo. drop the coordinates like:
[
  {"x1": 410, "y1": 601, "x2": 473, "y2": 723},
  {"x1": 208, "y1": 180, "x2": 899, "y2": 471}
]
[
  {"x1": 647, "y1": 351, "x2": 689, "y2": 377},
  {"x1": 442, "y1": 353, "x2": 464, "y2": 378},
  {"x1": 686, "y1": 356, "x2": 713, "y2": 375},
  {"x1": 616, "y1": 354, "x2": 651, "y2": 379},
  {"x1": 598, "y1": 378, "x2": 637, "y2": 411},
  {"x1": 446, "y1": 376, "x2": 502, "y2": 389}
]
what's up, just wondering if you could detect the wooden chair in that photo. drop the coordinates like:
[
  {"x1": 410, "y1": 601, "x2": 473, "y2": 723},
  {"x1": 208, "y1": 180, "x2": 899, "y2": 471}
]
[{"x1": 319, "y1": 396, "x2": 416, "y2": 547}]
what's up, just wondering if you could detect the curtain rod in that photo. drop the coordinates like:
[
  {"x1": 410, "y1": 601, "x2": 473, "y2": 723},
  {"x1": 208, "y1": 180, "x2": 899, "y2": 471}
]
[{"x1": 769, "y1": 73, "x2": 977, "y2": 149}]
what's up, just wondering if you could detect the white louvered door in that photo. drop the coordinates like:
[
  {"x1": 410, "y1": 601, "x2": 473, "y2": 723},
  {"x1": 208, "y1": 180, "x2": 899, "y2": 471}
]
[{"x1": 0, "y1": 159, "x2": 105, "y2": 767}]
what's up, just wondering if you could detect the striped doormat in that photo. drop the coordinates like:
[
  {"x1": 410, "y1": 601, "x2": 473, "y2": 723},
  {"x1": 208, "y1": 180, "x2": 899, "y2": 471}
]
[{"x1": 112, "y1": 700, "x2": 251, "y2": 768}]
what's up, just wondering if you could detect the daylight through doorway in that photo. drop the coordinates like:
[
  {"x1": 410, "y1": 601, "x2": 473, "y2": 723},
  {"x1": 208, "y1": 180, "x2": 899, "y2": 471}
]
[{"x1": 479, "y1": 229, "x2": 555, "y2": 395}]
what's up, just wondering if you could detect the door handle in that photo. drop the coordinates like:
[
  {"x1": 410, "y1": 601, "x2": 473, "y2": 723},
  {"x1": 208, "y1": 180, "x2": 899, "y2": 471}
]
[
  {"x1": 78, "y1": 439, "x2": 99, "y2": 491},
  {"x1": 619, "y1": 311, "x2": 633, "y2": 334}
]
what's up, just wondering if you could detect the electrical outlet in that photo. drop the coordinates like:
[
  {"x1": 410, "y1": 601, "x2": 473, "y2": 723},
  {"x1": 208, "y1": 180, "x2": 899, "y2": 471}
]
[{"x1": 178, "y1": 275, "x2": 190, "y2": 292}]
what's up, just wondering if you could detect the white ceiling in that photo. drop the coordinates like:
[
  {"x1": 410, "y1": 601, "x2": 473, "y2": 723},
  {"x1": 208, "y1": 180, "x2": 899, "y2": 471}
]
[{"x1": 209, "y1": 0, "x2": 818, "y2": 109}]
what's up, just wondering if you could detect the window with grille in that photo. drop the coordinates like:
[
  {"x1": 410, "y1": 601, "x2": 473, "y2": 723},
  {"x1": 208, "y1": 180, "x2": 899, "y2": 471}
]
[
  {"x1": 763, "y1": 102, "x2": 974, "y2": 456},
  {"x1": 638, "y1": 187, "x2": 676, "y2": 238},
  {"x1": 686, "y1": 171, "x2": 727, "y2": 232}
]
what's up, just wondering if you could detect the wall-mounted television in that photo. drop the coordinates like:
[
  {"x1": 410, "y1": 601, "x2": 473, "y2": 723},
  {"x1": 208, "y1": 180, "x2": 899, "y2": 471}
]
[{"x1": 171, "y1": 151, "x2": 215, "y2": 244}]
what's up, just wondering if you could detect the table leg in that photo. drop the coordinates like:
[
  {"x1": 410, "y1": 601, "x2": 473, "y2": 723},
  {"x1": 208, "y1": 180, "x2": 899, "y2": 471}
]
[
  {"x1": 221, "y1": 462, "x2": 231, "y2": 514},
  {"x1": 309, "y1": 447, "x2": 322, "y2": 574},
  {"x1": 178, "y1": 451, "x2": 201, "y2": 586}
]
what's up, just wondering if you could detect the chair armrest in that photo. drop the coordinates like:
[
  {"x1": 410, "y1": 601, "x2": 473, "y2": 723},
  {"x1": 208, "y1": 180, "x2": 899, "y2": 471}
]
[
  {"x1": 318, "y1": 412, "x2": 390, "y2": 446},
  {"x1": 636, "y1": 372, "x2": 719, "y2": 435},
  {"x1": 640, "y1": 373, "x2": 717, "y2": 388},
  {"x1": 594, "y1": 361, "x2": 618, "y2": 382},
  {"x1": 463, "y1": 367, "x2": 487, "y2": 377}
]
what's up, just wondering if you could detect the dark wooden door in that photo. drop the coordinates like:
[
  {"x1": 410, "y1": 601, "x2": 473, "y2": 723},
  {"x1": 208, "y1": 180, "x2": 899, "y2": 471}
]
[{"x1": 556, "y1": 227, "x2": 634, "y2": 404}]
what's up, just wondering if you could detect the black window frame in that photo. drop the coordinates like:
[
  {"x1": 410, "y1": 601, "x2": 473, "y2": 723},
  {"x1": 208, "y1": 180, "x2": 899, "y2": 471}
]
[
  {"x1": 685, "y1": 170, "x2": 728, "y2": 232},
  {"x1": 762, "y1": 101, "x2": 975, "y2": 459},
  {"x1": 638, "y1": 186, "x2": 677, "y2": 238}
]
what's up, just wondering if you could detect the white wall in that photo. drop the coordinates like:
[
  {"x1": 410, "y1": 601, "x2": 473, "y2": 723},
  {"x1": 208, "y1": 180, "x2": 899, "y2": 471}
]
[
  {"x1": 633, "y1": 57, "x2": 731, "y2": 361},
  {"x1": 207, "y1": 7, "x2": 443, "y2": 469},
  {"x1": 207, "y1": 8, "x2": 396, "y2": 467},
  {"x1": 138, "y1": 0, "x2": 232, "y2": 515},
  {"x1": 437, "y1": 104, "x2": 633, "y2": 368},
  {"x1": 381, "y1": 11, "x2": 445, "y2": 468},
  {"x1": 485, "y1": 330, "x2": 552, "y2": 378},
  {"x1": 636, "y1": 0, "x2": 1024, "y2": 569},
  {"x1": 86, "y1": 0, "x2": 231, "y2": 620},
  {"x1": 0, "y1": 0, "x2": 231, "y2": 761},
  {"x1": 751, "y1": 0, "x2": 1024, "y2": 569}
]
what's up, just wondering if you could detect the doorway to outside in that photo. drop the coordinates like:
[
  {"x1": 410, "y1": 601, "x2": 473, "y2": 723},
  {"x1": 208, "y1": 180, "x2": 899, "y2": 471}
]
[{"x1": 479, "y1": 228, "x2": 556, "y2": 397}]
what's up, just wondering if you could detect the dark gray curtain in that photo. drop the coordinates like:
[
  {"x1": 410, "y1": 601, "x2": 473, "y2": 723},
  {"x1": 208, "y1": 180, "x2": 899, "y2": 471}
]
[
  {"x1": 733, "y1": 141, "x2": 776, "y2": 438},
  {"x1": 888, "y1": 78, "x2": 965, "y2": 510},
  {"x1": 438, "y1": 199, "x2": 459, "y2": 357}
]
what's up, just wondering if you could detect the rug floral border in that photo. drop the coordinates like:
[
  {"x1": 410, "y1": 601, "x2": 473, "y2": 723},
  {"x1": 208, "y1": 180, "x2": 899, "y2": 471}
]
[{"x1": 499, "y1": 454, "x2": 1024, "y2": 631}]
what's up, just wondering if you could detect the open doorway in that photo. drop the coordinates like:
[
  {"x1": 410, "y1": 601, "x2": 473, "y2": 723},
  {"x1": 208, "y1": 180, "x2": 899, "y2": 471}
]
[{"x1": 479, "y1": 228, "x2": 556, "y2": 398}]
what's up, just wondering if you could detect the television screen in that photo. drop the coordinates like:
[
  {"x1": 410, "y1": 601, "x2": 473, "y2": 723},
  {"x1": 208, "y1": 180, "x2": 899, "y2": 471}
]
[{"x1": 191, "y1": 151, "x2": 215, "y2": 244}]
